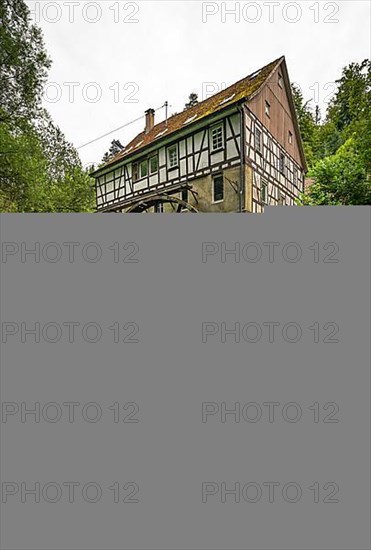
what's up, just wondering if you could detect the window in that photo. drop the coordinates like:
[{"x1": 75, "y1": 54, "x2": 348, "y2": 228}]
[
  {"x1": 279, "y1": 153, "x2": 285, "y2": 175},
  {"x1": 140, "y1": 159, "x2": 148, "y2": 178},
  {"x1": 261, "y1": 181, "x2": 267, "y2": 204},
  {"x1": 210, "y1": 124, "x2": 224, "y2": 152},
  {"x1": 132, "y1": 162, "x2": 139, "y2": 182},
  {"x1": 155, "y1": 203, "x2": 163, "y2": 212},
  {"x1": 293, "y1": 167, "x2": 298, "y2": 186},
  {"x1": 181, "y1": 188, "x2": 189, "y2": 211},
  {"x1": 168, "y1": 145, "x2": 178, "y2": 168},
  {"x1": 181, "y1": 188, "x2": 188, "y2": 203},
  {"x1": 132, "y1": 159, "x2": 148, "y2": 181},
  {"x1": 255, "y1": 126, "x2": 262, "y2": 154},
  {"x1": 288, "y1": 131, "x2": 293, "y2": 144},
  {"x1": 265, "y1": 100, "x2": 271, "y2": 117},
  {"x1": 150, "y1": 155, "x2": 158, "y2": 174},
  {"x1": 278, "y1": 73, "x2": 283, "y2": 88},
  {"x1": 212, "y1": 174, "x2": 224, "y2": 202},
  {"x1": 278, "y1": 193, "x2": 285, "y2": 205}
]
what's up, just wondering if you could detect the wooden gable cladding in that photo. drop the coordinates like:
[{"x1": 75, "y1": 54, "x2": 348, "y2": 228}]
[{"x1": 247, "y1": 59, "x2": 306, "y2": 170}]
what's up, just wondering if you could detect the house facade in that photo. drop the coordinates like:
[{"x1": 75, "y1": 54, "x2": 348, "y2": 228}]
[{"x1": 92, "y1": 56, "x2": 307, "y2": 213}]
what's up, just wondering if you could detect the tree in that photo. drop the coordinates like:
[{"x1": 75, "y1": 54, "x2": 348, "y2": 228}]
[
  {"x1": 0, "y1": 117, "x2": 94, "y2": 212},
  {"x1": 298, "y1": 58, "x2": 371, "y2": 205},
  {"x1": 0, "y1": 118, "x2": 47, "y2": 209},
  {"x1": 291, "y1": 84, "x2": 316, "y2": 142},
  {"x1": 102, "y1": 139, "x2": 124, "y2": 163},
  {"x1": 326, "y1": 59, "x2": 370, "y2": 134},
  {"x1": 315, "y1": 105, "x2": 321, "y2": 125},
  {"x1": 291, "y1": 83, "x2": 317, "y2": 166},
  {"x1": 0, "y1": 0, "x2": 51, "y2": 124},
  {"x1": 184, "y1": 92, "x2": 199, "y2": 110},
  {"x1": 312, "y1": 121, "x2": 343, "y2": 160},
  {"x1": 299, "y1": 138, "x2": 371, "y2": 205},
  {"x1": 0, "y1": 0, "x2": 94, "y2": 212},
  {"x1": 353, "y1": 115, "x2": 371, "y2": 176}
]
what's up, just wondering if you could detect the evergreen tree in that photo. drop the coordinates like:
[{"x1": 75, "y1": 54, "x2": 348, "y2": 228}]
[
  {"x1": 184, "y1": 92, "x2": 199, "y2": 110},
  {"x1": 102, "y1": 139, "x2": 124, "y2": 163}
]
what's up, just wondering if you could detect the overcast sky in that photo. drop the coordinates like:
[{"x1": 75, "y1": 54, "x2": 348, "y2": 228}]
[{"x1": 26, "y1": 0, "x2": 370, "y2": 167}]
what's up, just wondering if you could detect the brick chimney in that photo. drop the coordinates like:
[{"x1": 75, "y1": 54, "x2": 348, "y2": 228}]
[{"x1": 145, "y1": 108, "x2": 155, "y2": 134}]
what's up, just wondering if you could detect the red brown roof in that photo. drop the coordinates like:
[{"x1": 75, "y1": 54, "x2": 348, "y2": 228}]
[{"x1": 98, "y1": 56, "x2": 284, "y2": 171}]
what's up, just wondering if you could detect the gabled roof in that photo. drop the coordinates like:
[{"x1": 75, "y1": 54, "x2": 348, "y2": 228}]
[
  {"x1": 94, "y1": 57, "x2": 283, "y2": 173},
  {"x1": 94, "y1": 55, "x2": 307, "y2": 174}
]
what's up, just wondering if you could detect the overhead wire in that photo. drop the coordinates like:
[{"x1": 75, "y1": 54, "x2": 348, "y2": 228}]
[{"x1": 77, "y1": 103, "x2": 168, "y2": 150}]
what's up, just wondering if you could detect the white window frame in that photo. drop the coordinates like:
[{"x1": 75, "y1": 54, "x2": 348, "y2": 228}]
[
  {"x1": 278, "y1": 73, "x2": 283, "y2": 88},
  {"x1": 265, "y1": 100, "x2": 271, "y2": 117},
  {"x1": 288, "y1": 131, "x2": 293, "y2": 144},
  {"x1": 210, "y1": 123, "x2": 224, "y2": 152},
  {"x1": 167, "y1": 145, "x2": 178, "y2": 169}
]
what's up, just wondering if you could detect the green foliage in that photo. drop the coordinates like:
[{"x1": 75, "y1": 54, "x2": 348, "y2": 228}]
[
  {"x1": 0, "y1": 0, "x2": 51, "y2": 124},
  {"x1": 326, "y1": 60, "x2": 370, "y2": 133},
  {"x1": 291, "y1": 83, "x2": 318, "y2": 168},
  {"x1": 354, "y1": 115, "x2": 371, "y2": 174},
  {"x1": 291, "y1": 84, "x2": 316, "y2": 141},
  {"x1": 300, "y1": 139, "x2": 370, "y2": 205},
  {"x1": 0, "y1": 0, "x2": 94, "y2": 212},
  {"x1": 295, "y1": 58, "x2": 371, "y2": 206},
  {"x1": 0, "y1": 117, "x2": 94, "y2": 212},
  {"x1": 312, "y1": 121, "x2": 343, "y2": 160}
]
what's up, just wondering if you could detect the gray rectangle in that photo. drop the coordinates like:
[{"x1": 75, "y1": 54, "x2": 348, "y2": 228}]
[{"x1": 0, "y1": 208, "x2": 370, "y2": 549}]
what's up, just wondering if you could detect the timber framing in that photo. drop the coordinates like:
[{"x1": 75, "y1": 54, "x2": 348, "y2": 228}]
[{"x1": 92, "y1": 56, "x2": 307, "y2": 213}]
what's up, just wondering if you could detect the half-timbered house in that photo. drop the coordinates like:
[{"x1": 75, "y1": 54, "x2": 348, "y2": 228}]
[{"x1": 92, "y1": 56, "x2": 307, "y2": 213}]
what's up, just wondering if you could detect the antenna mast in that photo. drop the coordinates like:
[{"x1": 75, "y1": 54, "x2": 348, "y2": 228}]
[{"x1": 164, "y1": 101, "x2": 168, "y2": 125}]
